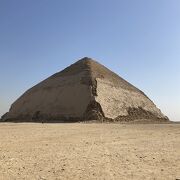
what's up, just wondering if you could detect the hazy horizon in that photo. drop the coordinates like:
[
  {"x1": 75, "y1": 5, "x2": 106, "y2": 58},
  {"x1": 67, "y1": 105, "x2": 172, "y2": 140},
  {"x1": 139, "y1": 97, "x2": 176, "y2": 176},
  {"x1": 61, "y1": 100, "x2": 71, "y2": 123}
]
[{"x1": 0, "y1": 0, "x2": 180, "y2": 121}]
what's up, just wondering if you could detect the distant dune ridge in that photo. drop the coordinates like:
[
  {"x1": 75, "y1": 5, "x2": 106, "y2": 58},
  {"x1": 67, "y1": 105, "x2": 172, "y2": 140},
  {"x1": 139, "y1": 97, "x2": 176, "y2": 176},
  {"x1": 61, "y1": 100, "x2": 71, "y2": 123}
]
[{"x1": 1, "y1": 57, "x2": 169, "y2": 122}]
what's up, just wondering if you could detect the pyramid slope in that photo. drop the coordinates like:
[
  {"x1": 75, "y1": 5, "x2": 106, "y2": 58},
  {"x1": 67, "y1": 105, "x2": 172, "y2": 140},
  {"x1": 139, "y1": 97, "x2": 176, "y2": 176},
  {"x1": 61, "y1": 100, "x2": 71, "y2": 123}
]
[{"x1": 2, "y1": 57, "x2": 168, "y2": 122}]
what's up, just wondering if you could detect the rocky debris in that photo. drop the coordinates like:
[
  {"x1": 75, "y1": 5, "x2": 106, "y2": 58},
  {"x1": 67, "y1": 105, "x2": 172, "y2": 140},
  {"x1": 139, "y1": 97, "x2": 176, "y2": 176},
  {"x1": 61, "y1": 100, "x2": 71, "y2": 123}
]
[
  {"x1": 84, "y1": 100, "x2": 104, "y2": 121},
  {"x1": 115, "y1": 107, "x2": 169, "y2": 122}
]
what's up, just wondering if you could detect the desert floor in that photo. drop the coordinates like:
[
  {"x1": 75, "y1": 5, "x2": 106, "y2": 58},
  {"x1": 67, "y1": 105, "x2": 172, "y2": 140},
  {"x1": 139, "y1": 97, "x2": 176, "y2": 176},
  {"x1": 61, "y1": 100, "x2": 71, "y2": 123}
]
[{"x1": 0, "y1": 123, "x2": 179, "y2": 180}]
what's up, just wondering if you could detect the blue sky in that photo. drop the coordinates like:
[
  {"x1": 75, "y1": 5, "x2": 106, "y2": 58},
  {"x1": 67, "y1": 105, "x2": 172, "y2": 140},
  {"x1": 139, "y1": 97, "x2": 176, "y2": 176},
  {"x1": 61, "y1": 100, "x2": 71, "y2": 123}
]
[{"x1": 0, "y1": 0, "x2": 180, "y2": 121}]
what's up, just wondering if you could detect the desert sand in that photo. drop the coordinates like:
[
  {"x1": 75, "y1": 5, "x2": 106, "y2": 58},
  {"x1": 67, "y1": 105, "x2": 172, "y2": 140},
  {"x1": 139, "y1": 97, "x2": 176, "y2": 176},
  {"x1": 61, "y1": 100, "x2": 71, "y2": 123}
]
[{"x1": 0, "y1": 123, "x2": 179, "y2": 180}]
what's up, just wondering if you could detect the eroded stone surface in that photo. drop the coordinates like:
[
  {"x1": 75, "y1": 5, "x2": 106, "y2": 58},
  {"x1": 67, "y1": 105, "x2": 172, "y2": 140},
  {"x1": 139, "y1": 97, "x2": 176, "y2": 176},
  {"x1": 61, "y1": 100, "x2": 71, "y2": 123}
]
[{"x1": 95, "y1": 78, "x2": 165, "y2": 120}]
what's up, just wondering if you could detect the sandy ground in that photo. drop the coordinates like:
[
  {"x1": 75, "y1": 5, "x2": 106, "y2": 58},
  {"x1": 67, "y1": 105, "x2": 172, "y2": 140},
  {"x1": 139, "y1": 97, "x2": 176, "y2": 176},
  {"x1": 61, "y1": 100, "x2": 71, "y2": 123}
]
[{"x1": 0, "y1": 123, "x2": 179, "y2": 180}]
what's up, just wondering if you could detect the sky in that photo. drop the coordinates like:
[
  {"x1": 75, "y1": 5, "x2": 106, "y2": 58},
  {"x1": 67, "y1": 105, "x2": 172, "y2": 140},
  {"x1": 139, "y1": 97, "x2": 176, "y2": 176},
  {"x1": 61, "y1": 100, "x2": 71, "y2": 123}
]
[{"x1": 0, "y1": 0, "x2": 180, "y2": 121}]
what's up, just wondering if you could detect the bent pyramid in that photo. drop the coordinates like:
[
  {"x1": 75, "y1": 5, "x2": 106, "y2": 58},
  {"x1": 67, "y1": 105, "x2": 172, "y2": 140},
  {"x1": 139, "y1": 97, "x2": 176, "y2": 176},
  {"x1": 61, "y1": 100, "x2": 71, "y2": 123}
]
[{"x1": 2, "y1": 57, "x2": 168, "y2": 122}]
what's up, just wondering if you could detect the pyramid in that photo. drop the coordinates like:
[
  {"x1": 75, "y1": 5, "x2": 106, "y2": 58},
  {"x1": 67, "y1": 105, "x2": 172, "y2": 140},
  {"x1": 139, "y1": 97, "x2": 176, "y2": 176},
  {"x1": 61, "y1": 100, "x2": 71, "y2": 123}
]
[{"x1": 2, "y1": 57, "x2": 168, "y2": 122}]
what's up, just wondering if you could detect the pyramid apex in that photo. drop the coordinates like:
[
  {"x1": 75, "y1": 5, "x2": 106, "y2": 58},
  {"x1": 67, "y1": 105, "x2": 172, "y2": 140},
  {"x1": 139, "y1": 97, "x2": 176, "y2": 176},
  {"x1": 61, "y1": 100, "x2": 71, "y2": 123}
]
[
  {"x1": 81, "y1": 57, "x2": 92, "y2": 60},
  {"x1": 77, "y1": 57, "x2": 97, "y2": 63}
]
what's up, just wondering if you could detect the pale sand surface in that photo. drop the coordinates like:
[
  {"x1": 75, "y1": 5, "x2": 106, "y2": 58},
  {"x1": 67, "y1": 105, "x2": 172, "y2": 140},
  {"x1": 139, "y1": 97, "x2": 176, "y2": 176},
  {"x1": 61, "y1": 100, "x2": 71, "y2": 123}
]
[{"x1": 0, "y1": 123, "x2": 179, "y2": 180}]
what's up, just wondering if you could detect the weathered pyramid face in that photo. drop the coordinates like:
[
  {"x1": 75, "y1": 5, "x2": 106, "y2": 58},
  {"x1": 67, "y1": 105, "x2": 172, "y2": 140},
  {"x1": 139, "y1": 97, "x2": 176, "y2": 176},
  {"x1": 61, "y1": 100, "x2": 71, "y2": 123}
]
[{"x1": 2, "y1": 57, "x2": 168, "y2": 122}]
